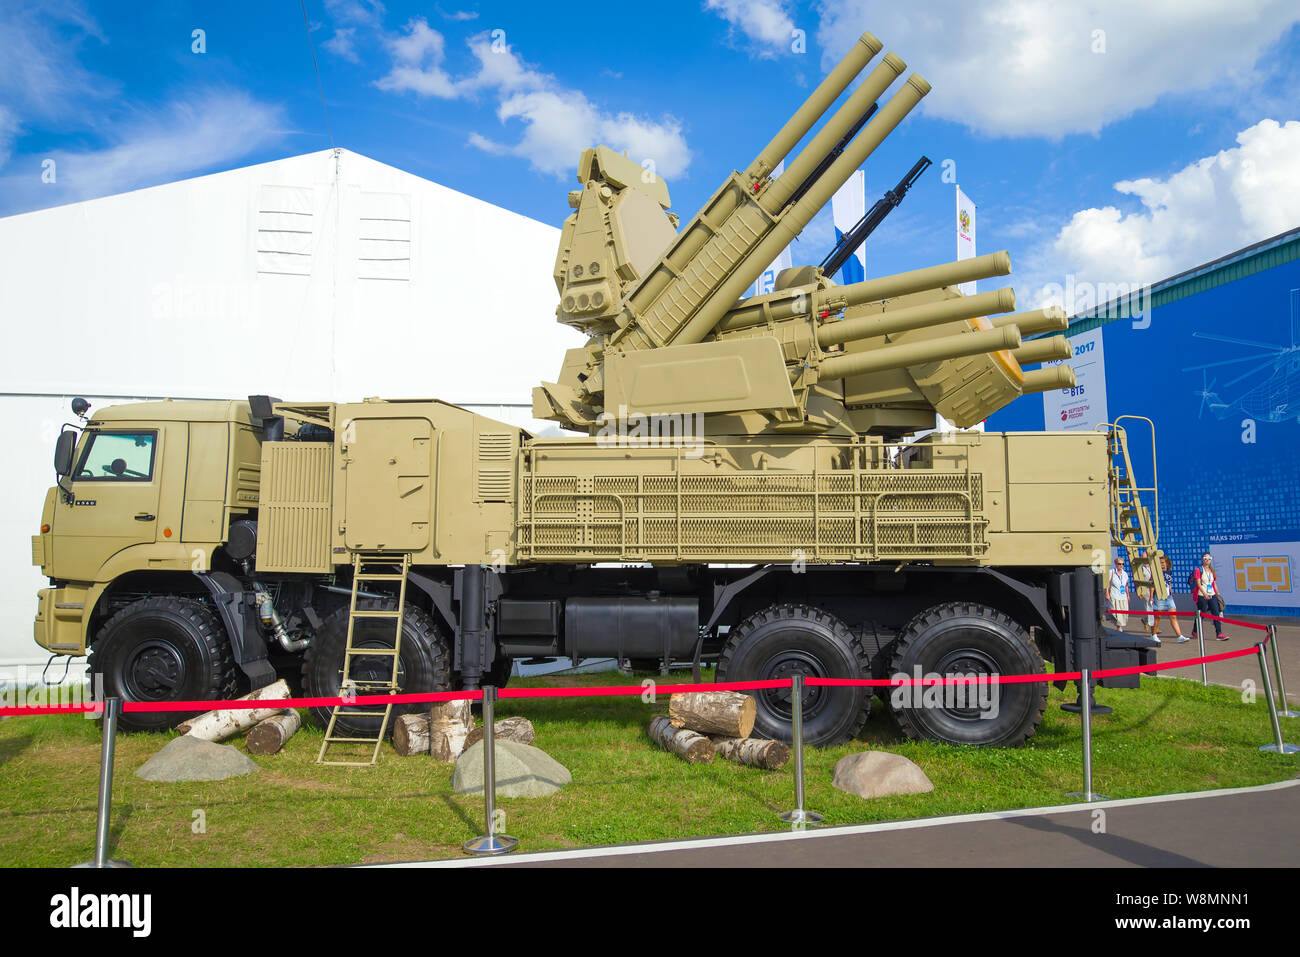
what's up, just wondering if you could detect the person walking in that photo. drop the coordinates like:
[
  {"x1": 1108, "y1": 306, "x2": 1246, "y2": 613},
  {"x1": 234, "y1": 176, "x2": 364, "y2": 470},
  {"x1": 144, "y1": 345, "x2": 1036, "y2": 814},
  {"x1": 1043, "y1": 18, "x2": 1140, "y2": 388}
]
[
  {"x1": 1107, "y1": 555, "x2": 1131, "y2": 629},
  {"x1": 1145, "y1": 552, "x2": 1186, "y2": 644},
  {"x1": 1191, "y1": 552, "x2": 1229, "y2": 641}
]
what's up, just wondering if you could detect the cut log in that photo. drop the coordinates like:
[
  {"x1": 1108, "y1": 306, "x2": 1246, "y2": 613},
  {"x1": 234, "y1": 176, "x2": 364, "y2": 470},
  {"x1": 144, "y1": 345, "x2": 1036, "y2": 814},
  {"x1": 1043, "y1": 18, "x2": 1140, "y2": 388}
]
[
  {"x1": 175, "y1": 679, "x2": 291, "y2": 741},
  {"x1": 392, "y1": 713, "x2": 431, "y2": 757},
  {"x1": 429, "y1": 699, "x2": 474, "y2": 762},
  {"x1": 648, "y1": 715, "x2": 714, "y2": 764},
  {"x1": 711, "y1": 735, "x2": 790, "y2": 770},
  {"x1": 464, "y1": 716, "x2": 535, "y2": 750},
  {"x1": 246, "y1": 711, "x2": 302, "y2": 755},
  {"x1": 668, "y1": 691, "x2": 756, "y2": 738}
]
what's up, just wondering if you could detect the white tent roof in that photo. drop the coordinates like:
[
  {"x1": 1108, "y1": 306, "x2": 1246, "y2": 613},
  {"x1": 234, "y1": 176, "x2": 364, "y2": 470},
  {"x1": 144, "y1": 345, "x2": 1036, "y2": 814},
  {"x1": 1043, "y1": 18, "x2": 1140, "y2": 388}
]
[{"x1": 0, "y1": 148, "x2": 580, "y2": 406}]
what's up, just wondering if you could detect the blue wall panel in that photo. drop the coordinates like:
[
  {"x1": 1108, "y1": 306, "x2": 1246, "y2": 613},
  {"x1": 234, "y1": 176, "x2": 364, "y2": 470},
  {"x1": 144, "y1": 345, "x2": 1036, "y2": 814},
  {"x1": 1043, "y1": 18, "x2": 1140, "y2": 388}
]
[{"x1": 989, "y1": 256, "x2": 1300, "y2": 614}]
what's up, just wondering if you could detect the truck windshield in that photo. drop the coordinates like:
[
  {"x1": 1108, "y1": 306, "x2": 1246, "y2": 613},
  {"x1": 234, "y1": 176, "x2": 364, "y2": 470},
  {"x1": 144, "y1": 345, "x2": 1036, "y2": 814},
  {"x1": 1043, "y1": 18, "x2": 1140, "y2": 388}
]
[{"x1": 74, "y1": 431, "x2": 157, "y2": 482}]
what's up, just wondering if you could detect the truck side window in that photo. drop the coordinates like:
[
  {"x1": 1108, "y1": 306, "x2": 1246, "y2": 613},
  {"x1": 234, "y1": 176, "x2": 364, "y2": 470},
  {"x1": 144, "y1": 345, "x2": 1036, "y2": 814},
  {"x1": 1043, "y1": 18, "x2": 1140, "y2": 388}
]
[{"x1": 75, "y1": 431, "x2": 157, "y2": 482}]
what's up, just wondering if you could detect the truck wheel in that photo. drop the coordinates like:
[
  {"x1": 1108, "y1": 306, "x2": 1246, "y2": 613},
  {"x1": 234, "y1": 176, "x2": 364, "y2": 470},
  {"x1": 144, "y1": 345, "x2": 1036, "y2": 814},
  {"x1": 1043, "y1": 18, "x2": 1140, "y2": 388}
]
[
  {"x1": 887, "y1": 602, "x2": 1046, "y2": 747},
  {"x1": 716, "y1": 604, "x2": 871, "y2": 747},
  {"x1": 88, "y1": 596, "x2": 237, "y2": 733},
  {"x1": 302, "y1": 600, "x2": 451, "y2": 735}
]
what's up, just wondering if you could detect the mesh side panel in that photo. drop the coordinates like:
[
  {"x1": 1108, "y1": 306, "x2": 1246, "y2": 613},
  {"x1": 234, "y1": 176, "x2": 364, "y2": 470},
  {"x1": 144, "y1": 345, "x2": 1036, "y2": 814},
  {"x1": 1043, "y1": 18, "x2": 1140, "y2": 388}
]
[{"x1": 518, "y1": 468, "x2": 989, "y2": 561}]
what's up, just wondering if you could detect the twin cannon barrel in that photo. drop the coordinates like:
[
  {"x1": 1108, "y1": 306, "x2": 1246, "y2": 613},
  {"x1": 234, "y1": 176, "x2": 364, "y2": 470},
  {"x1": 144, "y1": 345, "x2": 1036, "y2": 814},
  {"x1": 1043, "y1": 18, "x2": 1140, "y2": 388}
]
[{"x1": 537, "y1": 31, "x2": 1078, "y2": 432}]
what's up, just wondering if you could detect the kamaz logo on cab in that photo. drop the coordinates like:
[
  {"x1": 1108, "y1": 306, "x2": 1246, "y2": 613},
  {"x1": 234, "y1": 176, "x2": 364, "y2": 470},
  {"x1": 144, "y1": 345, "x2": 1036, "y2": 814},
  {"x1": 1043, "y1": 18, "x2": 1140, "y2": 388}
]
[{"x1": 49, "y1": 887, "x2": 151, "y2": 937}]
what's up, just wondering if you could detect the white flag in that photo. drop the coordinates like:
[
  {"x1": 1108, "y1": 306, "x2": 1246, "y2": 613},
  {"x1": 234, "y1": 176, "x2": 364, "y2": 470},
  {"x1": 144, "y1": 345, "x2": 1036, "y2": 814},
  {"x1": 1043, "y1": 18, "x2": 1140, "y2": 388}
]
[
  {"x1": 955, "y1": 186, "x2": 976, "y2": 295},
  {"x1": 831, "y1": 170, "x2": 867, "y2": 284}
]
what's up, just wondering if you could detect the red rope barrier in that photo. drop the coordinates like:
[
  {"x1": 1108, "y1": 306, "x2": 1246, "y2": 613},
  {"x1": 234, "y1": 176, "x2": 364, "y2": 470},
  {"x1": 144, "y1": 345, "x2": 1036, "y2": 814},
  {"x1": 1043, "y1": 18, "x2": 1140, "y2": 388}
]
[{"x1": 0, "y1": 641, "x2": 1272, "y2": 717}]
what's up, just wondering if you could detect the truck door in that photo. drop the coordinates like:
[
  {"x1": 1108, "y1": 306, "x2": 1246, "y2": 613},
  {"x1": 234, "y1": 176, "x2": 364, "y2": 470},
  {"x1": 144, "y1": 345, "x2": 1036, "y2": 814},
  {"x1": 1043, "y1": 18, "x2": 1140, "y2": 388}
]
[
  {"x1": 51, "y1": 428, "x2": 164, "y2": 581},
  {"x1": 341, "y1": 416, "x2": 433, "y2": 552}
]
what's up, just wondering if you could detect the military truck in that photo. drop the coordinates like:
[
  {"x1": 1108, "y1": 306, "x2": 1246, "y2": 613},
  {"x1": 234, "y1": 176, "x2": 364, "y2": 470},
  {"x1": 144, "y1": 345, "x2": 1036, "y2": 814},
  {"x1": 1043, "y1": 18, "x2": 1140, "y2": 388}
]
[{"x1": 30, "y1": 30, "x2": 1165, "y2": 758}]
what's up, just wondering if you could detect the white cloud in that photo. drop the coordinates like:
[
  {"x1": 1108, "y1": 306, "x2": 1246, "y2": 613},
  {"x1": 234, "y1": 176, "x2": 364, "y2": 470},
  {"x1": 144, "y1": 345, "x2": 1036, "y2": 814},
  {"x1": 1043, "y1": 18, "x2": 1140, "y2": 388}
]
[
  {"x1": 323, "y1": 27, "x2": 359, "y2": 63},
  {"x1": 1, "y1": 91, "x2": 287, "y2": 212},
  {"x1": 1029, "y1": 119, "x2": 1300, "y2": 305},
  {"x1": 705, "y1": 0, "x2": 797, "y2": 56},
  {"x1": 376, "y1": 17, "x2": 459, "y2": 97},
  {"x1": 0, "y1": 2, "x2": 113, "y2": 169},
  {"x1": 0, "y1": 107, "x2": 19, "y2": 169},
  {"x1": 815, "y1": 1, "x2": 1300, "y2": 137},
  {"x1": 485, "y1": 90, "x2": 691, "y2": 179},
  {"x1": 371, "y1": 23, "x2": 693, "y2": 180}
]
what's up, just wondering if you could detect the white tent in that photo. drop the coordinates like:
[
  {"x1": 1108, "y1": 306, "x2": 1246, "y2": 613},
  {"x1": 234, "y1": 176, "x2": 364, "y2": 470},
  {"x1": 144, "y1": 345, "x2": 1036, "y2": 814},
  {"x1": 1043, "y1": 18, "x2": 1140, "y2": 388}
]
[{"x1": 0, "y1": 148, "x2": 582, "y2": 670}]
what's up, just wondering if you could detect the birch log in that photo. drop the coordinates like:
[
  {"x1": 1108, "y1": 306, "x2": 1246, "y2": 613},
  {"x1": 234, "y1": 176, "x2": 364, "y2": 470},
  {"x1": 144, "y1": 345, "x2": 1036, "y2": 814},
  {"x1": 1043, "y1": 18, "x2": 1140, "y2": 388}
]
[
  {"x1": 711, "y1": 735, "x2": 790, "y2": 770},
  {"x1": 464, "y1": 716, "x2": 535, "y2": 750},
  {"x1": 246, "y1": 711, "x2": 302, "y2": 755},
  {"x1": 392, "y1": 713, "x2": 431, "y2": 756},
  {"x1": 175, "y1": 679, "x2": 290, "y2": 741},
  {"x1": 429, "y1": 699, "x2": 474, "y2": 762},
  {"x1": 668, "y1": 691, "x2": 756, "y2": 738},
  {"x1": 648, "y1": 715, "x2": 714, "y2": 764}
]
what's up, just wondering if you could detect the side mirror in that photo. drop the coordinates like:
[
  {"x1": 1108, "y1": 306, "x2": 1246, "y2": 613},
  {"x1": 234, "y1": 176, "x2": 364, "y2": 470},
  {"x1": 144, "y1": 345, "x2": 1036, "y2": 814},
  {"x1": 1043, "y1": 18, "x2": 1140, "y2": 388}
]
[{"x1": 54, "y1": 430, "x2": 77, "y2": 477}]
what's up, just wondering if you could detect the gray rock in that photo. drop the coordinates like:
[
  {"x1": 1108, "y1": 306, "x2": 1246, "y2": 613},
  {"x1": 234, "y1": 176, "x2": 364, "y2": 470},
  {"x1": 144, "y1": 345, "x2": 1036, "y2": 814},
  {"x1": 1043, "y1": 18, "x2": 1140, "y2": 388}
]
[
  {"x1": 831, "y1": 750, "x2": 933, "y2": 799},
  {"x1": 135, "y1": 734, "x2": 260, "y2": 782},
  {"x1": 452, "y1": 740, "x2": 571, "y2": 798}
]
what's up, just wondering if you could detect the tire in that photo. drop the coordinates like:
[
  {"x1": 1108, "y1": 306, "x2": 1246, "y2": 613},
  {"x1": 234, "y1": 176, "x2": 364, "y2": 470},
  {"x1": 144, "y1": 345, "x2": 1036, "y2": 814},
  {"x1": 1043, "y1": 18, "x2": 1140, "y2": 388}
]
[
  {"x1": 716, "y1": 604, "x2": 871, "y2": 747},
  {"x1": 887, "y1": 601, "x2": 1046, "y2": 747},
  {"x1": 88, "y1": 596, "x2": 237, "y2": 733},
  {"x1": 301, "y1": 600, "x2": 451, "y2": 735}
]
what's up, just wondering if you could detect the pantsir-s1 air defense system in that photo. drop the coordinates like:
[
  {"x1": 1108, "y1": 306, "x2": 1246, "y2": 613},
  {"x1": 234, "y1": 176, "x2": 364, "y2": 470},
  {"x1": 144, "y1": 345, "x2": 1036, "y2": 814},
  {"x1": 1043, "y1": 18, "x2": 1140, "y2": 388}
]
[{"x1": 30, "y1": 30, "x2": 1167, "y2": 758}]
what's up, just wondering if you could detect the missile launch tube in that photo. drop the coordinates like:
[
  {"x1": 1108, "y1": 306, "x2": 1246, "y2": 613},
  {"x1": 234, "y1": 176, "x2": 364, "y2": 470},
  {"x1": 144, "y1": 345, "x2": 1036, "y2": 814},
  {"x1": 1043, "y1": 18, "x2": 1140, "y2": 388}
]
[
  {"x1": 748, "y1": 33, "x2": 884, "y2": 180},
  {"x1": 991, "y1": 306, "x2": 1068, "y2": 336},
  {"x1": 817, "y1": 287, "x2": 1016, "y2": 347},
  {"x1": 761, "y1": 53, "x2": 907, "y2": 214},
  {"x1": 1020, "y1": 365, "x2": 1077, "y2": 394},
  {"x1": 670, "y1": 72, "x2": 932, "y2": 350},
  {"x1": 713, "y1": 250, "x2": 1016, "y2": 335},
  {"x1": 1011, "y1": 335, "x2": 1072, "y2": 365},
  {"x1": 819, "y1": 324, "x2": 1022, "y2": 380},
  {"x1": 840, "y1": 251, "x2": 1013, "y2": 307}
]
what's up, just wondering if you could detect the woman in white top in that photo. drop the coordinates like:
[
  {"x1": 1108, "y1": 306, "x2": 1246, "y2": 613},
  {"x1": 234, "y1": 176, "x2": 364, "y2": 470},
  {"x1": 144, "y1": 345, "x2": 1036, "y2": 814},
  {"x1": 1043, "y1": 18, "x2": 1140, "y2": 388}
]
[
  {"x1": 1191, "y1": 552, "x2": 1228, "y2": 641},
  {"x1": 1108, "y1": 556, "x2": 1130, "y2": 629}
]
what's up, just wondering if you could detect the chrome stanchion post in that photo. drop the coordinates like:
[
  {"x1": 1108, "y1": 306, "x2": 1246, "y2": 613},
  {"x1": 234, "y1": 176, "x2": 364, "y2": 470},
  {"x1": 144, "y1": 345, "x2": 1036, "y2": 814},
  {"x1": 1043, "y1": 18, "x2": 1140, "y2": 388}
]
[
  {"x1": 1267, "y1": 625, "x2": 1298, "y2": 719},
  {"x1": 1256, "y1": 644, "x2": 1299, "y2": 754},
  {"x1": 463, "y1": 687, "x2": 518, "y2": 855},
  {"x1": 779, "y1": 674, "x2": 822, "y2": 826},
  {"x1": 76, "y1": 696, "x2": 130, "y2": 868},
  {"x1": 1067, "y1": 670, "x2": 1107, "y2": 802},
  {"x1": 1196, "y1": 609, "x2": 1207, "y2": 686}
]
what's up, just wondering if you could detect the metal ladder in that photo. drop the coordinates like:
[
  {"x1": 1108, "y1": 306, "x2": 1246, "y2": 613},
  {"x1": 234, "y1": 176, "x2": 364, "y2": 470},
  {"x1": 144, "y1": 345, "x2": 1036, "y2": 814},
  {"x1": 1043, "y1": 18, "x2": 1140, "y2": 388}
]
[
  {"x1": 1104, "y1": 417, "x2": 1168, "y2": 603},
  {"x1": 316, "y1": 552, "x2": 411, "y2": 766}
]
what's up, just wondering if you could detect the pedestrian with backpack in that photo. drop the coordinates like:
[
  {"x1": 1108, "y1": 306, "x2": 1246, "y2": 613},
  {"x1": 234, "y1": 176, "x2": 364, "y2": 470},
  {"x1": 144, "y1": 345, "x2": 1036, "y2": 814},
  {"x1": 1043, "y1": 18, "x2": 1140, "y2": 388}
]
[{"x1": 1191, "y1": 552, "x2": 1228, "y2": 641}]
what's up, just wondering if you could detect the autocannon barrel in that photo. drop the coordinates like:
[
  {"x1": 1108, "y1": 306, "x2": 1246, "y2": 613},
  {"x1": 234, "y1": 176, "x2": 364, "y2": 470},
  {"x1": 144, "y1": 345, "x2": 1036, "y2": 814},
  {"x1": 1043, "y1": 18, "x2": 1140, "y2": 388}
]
[
  {"x1": 817, "y1": 287, "x2": 1017, "y2": 347},
  {"x1": 1011, "y1": 335, "x2": 1072, "y2": 365},
  {"x1": 991, "y1": 306, "x2": 1068, "y2": 336},
  {"x1": 818, "y1": 323, "x2": 1021, "y2": 380},
  {"x1": 1020, "y1": 364, "x2": 1077, "y2": 393}
]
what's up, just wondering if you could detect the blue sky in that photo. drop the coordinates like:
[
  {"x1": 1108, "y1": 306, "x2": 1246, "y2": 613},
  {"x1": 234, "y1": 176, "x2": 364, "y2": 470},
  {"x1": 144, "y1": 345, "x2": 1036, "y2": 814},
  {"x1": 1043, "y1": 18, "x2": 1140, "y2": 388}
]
[{"x1": 2, "y1": 0, "x2": 1299, "y2": 310}]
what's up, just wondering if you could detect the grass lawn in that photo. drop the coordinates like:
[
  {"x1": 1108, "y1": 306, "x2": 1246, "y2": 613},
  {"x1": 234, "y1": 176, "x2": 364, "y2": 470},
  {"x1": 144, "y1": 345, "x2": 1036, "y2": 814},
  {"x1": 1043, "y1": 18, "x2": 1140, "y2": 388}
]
[{"x1": 0, "y1": 669, "x2": 1295, "y2": 867}]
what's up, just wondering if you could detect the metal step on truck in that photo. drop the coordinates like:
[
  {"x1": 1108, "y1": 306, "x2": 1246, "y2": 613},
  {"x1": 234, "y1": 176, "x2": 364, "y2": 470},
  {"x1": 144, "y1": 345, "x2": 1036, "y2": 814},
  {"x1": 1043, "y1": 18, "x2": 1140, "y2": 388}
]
[{"x1": 30, "y1": 28, "x2": 1167, "y2": 759}]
